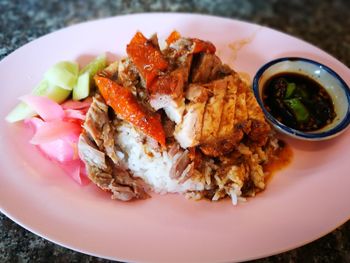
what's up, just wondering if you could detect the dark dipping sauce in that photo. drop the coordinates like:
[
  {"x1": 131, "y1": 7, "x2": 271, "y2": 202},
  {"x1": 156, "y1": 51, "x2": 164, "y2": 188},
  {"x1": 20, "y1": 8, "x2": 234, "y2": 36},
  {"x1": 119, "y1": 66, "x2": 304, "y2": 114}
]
[{"x1": 262, "y1": 72, "x2": 336, "y2": 131}]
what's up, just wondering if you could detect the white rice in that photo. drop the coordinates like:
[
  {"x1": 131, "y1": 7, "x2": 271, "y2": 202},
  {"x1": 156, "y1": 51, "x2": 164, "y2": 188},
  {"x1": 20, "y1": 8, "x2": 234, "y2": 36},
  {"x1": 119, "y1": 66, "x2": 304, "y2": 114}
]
[
  {"x1": 114, "y1": 122, "x2": 250, "y2": 205},
  {"x1": 115, "y1": 122, "x2": 205, "y2": 194}
]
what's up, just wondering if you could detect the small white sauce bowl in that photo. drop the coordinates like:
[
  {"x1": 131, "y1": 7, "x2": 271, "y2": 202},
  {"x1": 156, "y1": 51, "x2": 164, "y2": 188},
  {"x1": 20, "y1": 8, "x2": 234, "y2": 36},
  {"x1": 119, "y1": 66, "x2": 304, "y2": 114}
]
[{"x1": 253, "y1": 57, "x2": 350, "y2": 140}]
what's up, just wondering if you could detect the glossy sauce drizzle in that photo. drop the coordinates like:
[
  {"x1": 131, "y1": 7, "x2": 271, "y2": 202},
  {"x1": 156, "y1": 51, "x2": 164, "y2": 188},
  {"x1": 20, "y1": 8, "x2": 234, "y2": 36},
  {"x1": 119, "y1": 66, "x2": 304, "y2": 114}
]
[{"x1": 264, "y1": 140, "x2": 293, "y2": 182}]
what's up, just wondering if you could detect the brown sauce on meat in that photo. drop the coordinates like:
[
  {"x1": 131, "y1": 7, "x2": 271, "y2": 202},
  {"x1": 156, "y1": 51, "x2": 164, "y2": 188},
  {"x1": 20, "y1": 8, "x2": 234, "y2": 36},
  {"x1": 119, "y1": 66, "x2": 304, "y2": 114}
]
[{"x1": 264, "y1": 141, "x2": 293, "y2": 182}]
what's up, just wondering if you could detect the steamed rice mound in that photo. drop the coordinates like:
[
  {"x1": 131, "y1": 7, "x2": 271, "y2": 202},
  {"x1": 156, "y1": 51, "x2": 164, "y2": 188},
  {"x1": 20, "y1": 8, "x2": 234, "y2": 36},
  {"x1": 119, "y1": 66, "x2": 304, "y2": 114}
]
[{"x1": 116, "y1": 122, "x2": 206, "y2": 194}]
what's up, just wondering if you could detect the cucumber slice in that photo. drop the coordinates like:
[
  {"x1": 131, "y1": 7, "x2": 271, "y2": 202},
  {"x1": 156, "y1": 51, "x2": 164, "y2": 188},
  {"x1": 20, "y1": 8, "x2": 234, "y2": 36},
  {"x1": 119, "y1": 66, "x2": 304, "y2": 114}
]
[
  {"x1": 80, "y1": 54, "x2": 106, "y2": 76},
  {"x1": 44, "y1": 61, "x2": 79, "y2": 90},
  {"x1": 57, "y1": 61, "x2": 79, "y2": 76},
  {"x1": 6, "y1": 56, "x2": 106, "y2": 122},
  {"x1": 5, "y1": 102, "x2": 36, "y2": 123},
  {"x1": 72, "y1": 72, "x2": 90, "y2": 101},
  {"x1": 6, "y1": 80, "x2": 71, "y2": 123},
  {"x1": 72, "y1": 54, "x2": 107, "y2": 100},
  {"x1": 33, "y1": 79, "x2": 71, "y2": 102}
]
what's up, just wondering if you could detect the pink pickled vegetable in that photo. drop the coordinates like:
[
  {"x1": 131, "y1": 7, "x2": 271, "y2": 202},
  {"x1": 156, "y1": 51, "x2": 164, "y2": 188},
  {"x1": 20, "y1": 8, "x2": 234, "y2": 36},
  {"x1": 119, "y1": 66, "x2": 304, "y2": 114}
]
[
  {"x1": 64, "y1": 109, "x2": 86, "y2": 120},
  {"x1": 61, "y1": 97, "x2": 92, "y2": 110},
  {"x1": 59, "y1": 160, "x2": 90, "y2": 185},
  {"x1": 24, "y1": 117, "x2": 44, "y2": 130},
  {"x1": 40, "y1": 139, "x2": 77, "y2": 163},
  {"x1": 25, "y1": 118, "x2": 79, "y2": 163},
  {"x1": 20, "y1": 95, "x2": 64, "y2": 121},
  {"x1": 23, "y1": 95, "x2": 90, "y2": 185},
  {"x1": 29, "y1": 120, "x2": 81, "y2": 145}
]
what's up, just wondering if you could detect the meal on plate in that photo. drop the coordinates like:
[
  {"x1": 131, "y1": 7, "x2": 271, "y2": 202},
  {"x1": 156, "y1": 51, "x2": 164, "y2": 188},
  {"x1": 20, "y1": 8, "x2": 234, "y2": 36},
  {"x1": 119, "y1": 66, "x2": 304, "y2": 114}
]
[{"x1": 6, "y1": 31, "x2": 291, "y2": 204}]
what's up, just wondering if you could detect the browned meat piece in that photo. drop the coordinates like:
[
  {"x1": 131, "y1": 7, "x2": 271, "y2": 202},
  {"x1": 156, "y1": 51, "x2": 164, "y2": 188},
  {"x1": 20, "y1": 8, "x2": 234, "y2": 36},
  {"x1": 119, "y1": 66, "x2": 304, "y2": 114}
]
[
  {"x1": 111, "y1": 166, "x2": 150, "y2": 200},
  {"x1": 174, "y1": 102, "x2": 206, "y2": 147},
  {"x1": 191, "y1": 53, "x2": 220, "y2": 83},
  {"x1": 191, "y1": 53, "x2": 232, "y2": 83},
  {"x1": 117, "y1": 58, "x2": 140, "y2": 90},
  {"x1": 162, "y1": 117, "x2": 176, "y2": 138},
  {"x1": 199, "y1": 130, "x2": 243, "y2": 157},
  {"x1": 245, "y1": 90, "x2": 271, "y2": 145},
  {"x1": 194, "y1": 74, "x2": 244, "y2": 156},
  {"x1": 147, "y1": 46, "x2": 190, "y2": 122},
  {"x1": 217, "y1": 75, "x2": 238, "y2": 138},
  {"x1": 174, "y1": 84, "x2": 209, "y2": 148},
  {"x1": 102, "y1": 61, "x2": 119, "y2": 81},
  {"x1": 150, "y1": 68, "x2": 185, "y2": 100},
  {"x1": 174, "y1": 74, "x2": 248, "y2": 156},
  {"x1": 79, "y1": 132, "x2": 149, "y2": 201},
  {"x1": 167, "y1": 143, "x2": 181, "y2": 158},
  {"x1": 201, "y1": 77, "x2": 228, "y2": 143},
  {"x1": 83, "y1": 94, "x2": 120, "y2": 164},
  {"x1": 163, "y1": 38, "x2": 193, "y2": 73},
  {"x1": 83, "y1": 95, "x2": 108, "y2": 147},
  {"x1": 149, "y1": 96, "x2": 185, "y2": 125},
  {"x1": 169, "y1": 37, "x2": 193, "y2": 51},
  {"x1": 79, "y1": 95, "x2": 149, "y2": 201},
  {"x1": 178, "y1": 54, "x2": 193, "y2": 83},
  {"x1": 234, "y1": 80, "x2": 249, "y2": 130},
  {"x1": 168, "y1": 144, "x2": 194, "y2": 183},
  {"x1": 247, "y1": 119, "x2": 271, "y2": 146},
  {"x1": 78, "y1": 133, "x2": 108, "y2": 170},
  {"x1": 148, "y1": 68, "x2": 186, "y2": 124},
  {"x1": 185, "y1": 83, "x2": 210, "y2": 103},
  {"x1": 211, "y1": 63, "x2": 233, "y2": 81},
  {"x1": 196, "y1": 76, "x2": 245, "y2": 157},
  {"x1": 149, "y1": 38, "x2": 195, "y2": 124},
  {"x1": 167, "y1": 36, "x2": 270, "y2": 157},
  {"x1": 199, "y1": 74, "x2": 245, "y2": 157},
  {"x1": 200, "y1": 73, "x2": 271, "y2": 157},
  {"x1": 170, "y1": 149, "x2": 190, "y2": 179},
  {"x1": 178, "y1": 163, "x2": 195, "y2": 183}
]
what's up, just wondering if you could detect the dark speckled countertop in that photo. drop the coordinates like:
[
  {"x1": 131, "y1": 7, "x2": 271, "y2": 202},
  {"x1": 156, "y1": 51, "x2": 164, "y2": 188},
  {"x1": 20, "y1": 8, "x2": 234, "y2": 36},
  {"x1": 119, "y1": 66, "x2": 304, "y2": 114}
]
[{"x1": 0, "y1": 1, "x2": 349, "y2": 262}]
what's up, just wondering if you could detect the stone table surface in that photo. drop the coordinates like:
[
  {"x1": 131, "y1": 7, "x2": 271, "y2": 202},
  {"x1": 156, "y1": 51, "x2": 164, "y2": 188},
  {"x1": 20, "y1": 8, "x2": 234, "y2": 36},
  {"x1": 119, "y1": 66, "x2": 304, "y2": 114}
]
[{"x1": 0, "y1": 0, "x2": 349, "y2": 262}]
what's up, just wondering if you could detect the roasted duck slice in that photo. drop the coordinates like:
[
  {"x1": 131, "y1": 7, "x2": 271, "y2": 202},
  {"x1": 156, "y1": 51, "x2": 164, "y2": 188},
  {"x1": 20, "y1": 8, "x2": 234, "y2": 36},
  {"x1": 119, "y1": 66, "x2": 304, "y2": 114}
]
[
  {"x1": 126, "y1": 31, "x2": 168, "y2": 87},
  {"x1": 94, "y1": 75, "x2": 166, "y2": 146},
  {"x1": 148, "y1": 68, "x2": 186, "y2": 124}
]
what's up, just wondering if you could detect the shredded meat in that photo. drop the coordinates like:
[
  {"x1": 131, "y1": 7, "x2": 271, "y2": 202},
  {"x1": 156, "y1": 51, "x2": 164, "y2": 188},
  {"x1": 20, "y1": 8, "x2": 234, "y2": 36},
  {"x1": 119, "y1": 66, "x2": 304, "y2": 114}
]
[
  {"x1": 168, "y1": 143, "x2": 194, "y2": 182},
  {"x1": 170, "y1": 149, "x2": 191, "y2": 179},
  {"x1": 79, "y1": 95, "x2": 149, "y2": 201},
  {"x1": 83, "y1": 95, "x2": 121, "y2": 164}
]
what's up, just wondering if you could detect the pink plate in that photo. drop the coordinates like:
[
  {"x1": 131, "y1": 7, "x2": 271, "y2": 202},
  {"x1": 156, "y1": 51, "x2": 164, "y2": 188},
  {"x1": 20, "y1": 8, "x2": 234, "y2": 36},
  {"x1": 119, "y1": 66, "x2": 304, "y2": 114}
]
[{"x1": 0, "y1": 13, "x2": 349, "y2": 263}]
